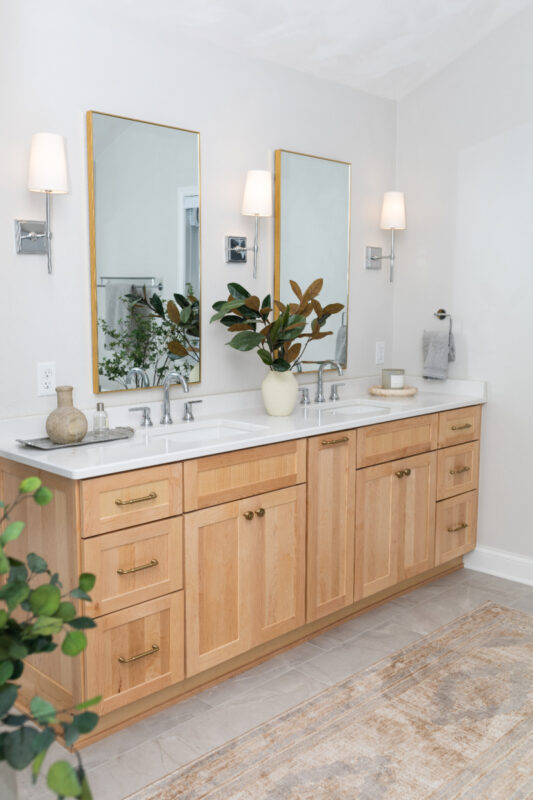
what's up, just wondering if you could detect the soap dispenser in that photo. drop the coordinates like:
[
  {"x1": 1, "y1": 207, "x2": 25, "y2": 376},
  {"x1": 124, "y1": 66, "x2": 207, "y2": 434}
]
[{"x1": 93, "y1": 402, "x2": 109, "y2": 436}]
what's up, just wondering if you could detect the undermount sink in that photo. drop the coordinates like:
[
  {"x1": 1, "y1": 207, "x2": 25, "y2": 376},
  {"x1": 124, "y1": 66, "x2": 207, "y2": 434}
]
[
  {"x1": 306, "y1": 400, "x2": 389, "y2": 418},
  {"x1": 151, "y1": 419, "x2": 268, "y2": 446}
]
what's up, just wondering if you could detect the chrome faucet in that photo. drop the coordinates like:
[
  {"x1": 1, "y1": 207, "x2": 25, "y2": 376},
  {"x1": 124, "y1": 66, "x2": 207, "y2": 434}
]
[
  {"x1": 161, "y1": 372, "x2": 189, "y2": 424},
  {"x1": 311, "y1": 360, "x2": 343, "y2": 403},
  {"x1": 125, "y1": 367, "x2": 149, "y2": 388}
]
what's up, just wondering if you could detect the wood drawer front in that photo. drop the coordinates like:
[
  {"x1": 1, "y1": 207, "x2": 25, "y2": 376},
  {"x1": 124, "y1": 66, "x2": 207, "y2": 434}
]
[
  {"x1": 85, "y1": 593, "x2": 184, "y2": 716},
  {"x1": 81, "y1": 464, "x2": 182, "y2": 536},
  {"x1": 356, "y1": 414, "x2": 438, "y2": 469},
  {"x1": 82, "y1": 518, "x2": 183, "y2": 617},
  {"x1": 438, "y1": 405, "x2": 481, "y2": 447},
  {"x1": 435, "y1": 491, "x2": 478, "y2": 566},
  {"x1": 183, "y1": 440, "x2": 306, "y2": 511},
  {"x1": 437, "y1": 441, "x2": 480, "y2": 501}
]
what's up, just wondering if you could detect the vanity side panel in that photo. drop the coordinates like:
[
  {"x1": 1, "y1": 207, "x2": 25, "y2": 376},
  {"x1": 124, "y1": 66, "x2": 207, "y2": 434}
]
[{"x1": 0, "y1": 459, "x2": 83, "y2": 703}]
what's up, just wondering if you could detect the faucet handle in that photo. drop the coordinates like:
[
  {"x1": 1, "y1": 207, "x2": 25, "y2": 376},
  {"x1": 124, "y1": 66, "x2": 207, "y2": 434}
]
[
  {"x1": 129, "y1": 406, "x2": 153, "y2": 427},
  {"x1": 329, "y1": 383, "x2": 345, "y2": 402},
  {"x1": 299, "y1": 387, "x2": 310, "y2": 405},
  {"x1": 183, "y1": 399, "x2": 203, "y2": 422}
]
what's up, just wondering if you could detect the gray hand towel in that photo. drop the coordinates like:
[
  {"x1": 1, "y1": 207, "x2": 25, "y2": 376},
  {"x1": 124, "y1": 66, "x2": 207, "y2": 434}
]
[{"x1": 422, "y1": 330, "x2": 456, "y2": 380}]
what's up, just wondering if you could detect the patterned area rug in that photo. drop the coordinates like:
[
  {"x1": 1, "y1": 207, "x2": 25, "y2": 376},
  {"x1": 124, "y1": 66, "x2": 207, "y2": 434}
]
[{"x1": 130, "y1": 604, "x2": 533, "y2": 799}]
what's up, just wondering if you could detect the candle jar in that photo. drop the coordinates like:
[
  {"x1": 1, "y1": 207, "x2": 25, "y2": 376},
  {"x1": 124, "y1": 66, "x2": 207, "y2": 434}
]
[{"x1": 382, "y1": 369, "x2": 405, "y2": 389}]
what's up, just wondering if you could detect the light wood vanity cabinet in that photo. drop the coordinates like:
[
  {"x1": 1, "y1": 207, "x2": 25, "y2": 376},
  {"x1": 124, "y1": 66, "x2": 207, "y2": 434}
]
[{"x1": 0, "y1": 403, "x2": 482, "y2": 746}]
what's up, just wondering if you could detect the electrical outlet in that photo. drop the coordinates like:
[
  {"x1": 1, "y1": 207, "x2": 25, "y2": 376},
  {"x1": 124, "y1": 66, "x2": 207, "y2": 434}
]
[
  {"x1": 375, "y1": 342, "x2": 385, "y2": 365},
  {"x1": 37, "y1": 362, "x2": 56, "y2": 396}
]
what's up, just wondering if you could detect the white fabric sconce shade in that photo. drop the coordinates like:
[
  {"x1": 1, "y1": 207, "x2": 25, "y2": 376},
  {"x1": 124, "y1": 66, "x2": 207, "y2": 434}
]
[
  {"x1": 28, "y1": 133, "x2": 69, "y2": 194},
  {"x1": 241, "y1": 170, "x2": 272, "y2": 217},
  {"x1": 380, "y1": 191, "x2": 406, "y2": 230}
]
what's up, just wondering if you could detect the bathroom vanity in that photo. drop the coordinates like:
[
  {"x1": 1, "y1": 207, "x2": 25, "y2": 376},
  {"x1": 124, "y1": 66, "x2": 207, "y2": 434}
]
[{"x1": 0, "y1": 390, "x2": 483, "y2": 745}]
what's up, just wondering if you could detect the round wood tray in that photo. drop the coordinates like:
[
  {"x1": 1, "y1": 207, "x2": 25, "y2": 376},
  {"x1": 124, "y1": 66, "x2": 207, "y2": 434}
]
[{"x1": 369, "y1": 385, "x2": 418, "y2": 397}]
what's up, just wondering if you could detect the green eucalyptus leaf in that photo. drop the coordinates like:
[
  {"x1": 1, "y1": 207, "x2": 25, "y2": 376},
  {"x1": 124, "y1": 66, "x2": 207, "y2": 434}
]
[
  {"x1": 74, "y1": 695, "x2": 102, "y2": 711},
  {"x1": 4, "y1": 726, "x2": 39, "y2": 769},
  {"x1": 32, "y1": 748, "x2": 47, "y2": 783},
  {"x1": 0, "y1": 580, "x2": 30, "y2": 612},
  {"x1": 27, "y1": 553, "x2": 48, "y2": 574},
  {"x1": 68, "y1": 617, "x2": 97, "y2": 630},
  {"x1": 1, "y1": 521, "x2": 25, "y2": 545},
  {"x1": 33, "y1": 486, "x2": 53, "y2": 506},
  {"x1": 72, "y1": 711, "x2": 98, "y2": 734},
  {"x1": 0, "y1": 609, "x2": 7, "y2": 627},
  {"x1": 32, "y1": 615, "x2": 64, "y2": 636},
  {"x1": 227, "y1": 331, "x2": 263, "y2": 351},
  {"x1": 0, "y1": 683, "x2": 18, "y2": 719},
  {"x1": 19, "y1": 477, "x2": 42, "y2": 494},
  {"x1": 79, "y1": 773, "x2": 94, "y2": 800},
  {"x1": 70, "y1": 588, "x2": 91, "y2": 601},
  {"x1": 29, "y1": 585, "x2": 61, "y2": 617},
  {"x1": 47, "y1": 760, "x2": 82, "y2": 796},
  {"x1": 9, "y1": 563, "x2": 28, "y2": 582},
  {"x1": 0, "y1": 661, "x2": 14, "y2": 685},
  {"x1": 30, "y1": 696, "x2": 57, "y2": 725},
  {"x1": 56, "y1": 601, "x2": 77, "y2": 622},
  {"x1": 62, "y1": 722, "x2": 80, "y2": 747},
  {"x1": 79, "y1": 573, "x2": 96, "y2": 593},
  {"x1": 8, "y1": 641, "x2": 28, "y2": 660},
  {"x1": 0, "y1": 547, "x2": 9, "y2": 575},
  {"x1": 62, "y1": 630, "x2": 87, "y2": 657}
]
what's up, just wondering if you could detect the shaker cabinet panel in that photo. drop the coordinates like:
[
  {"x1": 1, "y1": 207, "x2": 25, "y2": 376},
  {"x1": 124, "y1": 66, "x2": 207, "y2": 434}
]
[
  {"x1": 357, "y1": 414, "x2": 438, "y2": 469},
  {"x1": 436, "y1": 491, "x2": 478, "y2": 566},
  {"x1": 437, "y1": 441, "x2": 480, "y2": 500},
  {"x1": 438, "y1": 406, "x2": 481, "y2": 448},
  {"x1": 306, "y1": 431, "x2": 356, "y2": 622}
]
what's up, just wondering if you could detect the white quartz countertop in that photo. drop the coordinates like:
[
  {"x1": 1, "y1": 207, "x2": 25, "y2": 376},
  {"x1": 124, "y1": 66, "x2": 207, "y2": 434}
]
[{"x1": 0, "y1": 376, "x2": 486, "y2": 480}]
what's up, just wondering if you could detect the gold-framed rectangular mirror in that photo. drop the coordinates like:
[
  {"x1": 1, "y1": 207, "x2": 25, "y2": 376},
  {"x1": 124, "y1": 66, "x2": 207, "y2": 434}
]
[
  {"x1": 274, "y1": 149, "x2": 350, "y2": 370},
  {"x1": 87, "y1": 111, "x2": 201, "y2": 393}
]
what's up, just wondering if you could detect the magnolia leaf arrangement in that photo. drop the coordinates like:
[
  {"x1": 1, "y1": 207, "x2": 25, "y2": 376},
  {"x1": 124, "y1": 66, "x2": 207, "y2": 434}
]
[
  {"x1": 210, "y1": 278, "x2": 344, "y2": 372},
  {"x1": 0, "y1": 478, "x2": 99, "y2": 799},
  {"x1": 130, "y1": 288, "x2": 200, "y2": 363}
]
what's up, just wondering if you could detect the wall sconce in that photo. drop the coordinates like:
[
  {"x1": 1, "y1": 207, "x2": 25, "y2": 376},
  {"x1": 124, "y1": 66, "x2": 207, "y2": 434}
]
[
  {"x1": 225, "y1": 169, "x2": 272, "y2": 279},
  {"x1": 365, "y1": 191, "x2": 406, "y2": 282},
  {"x1": 15, "y1": 133, "x2": 69, "y2": 275}
]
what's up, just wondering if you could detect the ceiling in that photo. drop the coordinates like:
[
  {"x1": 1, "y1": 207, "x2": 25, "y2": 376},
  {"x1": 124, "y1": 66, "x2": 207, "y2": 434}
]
[{"x1": 116, "y1": 0, "x2": 532, "y2": 99}]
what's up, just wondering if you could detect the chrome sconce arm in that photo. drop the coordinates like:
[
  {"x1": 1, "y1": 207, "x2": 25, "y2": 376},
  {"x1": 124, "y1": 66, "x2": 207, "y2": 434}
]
[{"x1": 225, "y1": 169, "x2": 272, "y2": 279}]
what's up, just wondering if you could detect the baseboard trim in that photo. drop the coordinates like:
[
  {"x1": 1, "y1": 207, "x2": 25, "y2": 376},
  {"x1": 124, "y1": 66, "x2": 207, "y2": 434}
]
[{"x1": 464, "y1": 545, "x2": 533, "y2": 586}]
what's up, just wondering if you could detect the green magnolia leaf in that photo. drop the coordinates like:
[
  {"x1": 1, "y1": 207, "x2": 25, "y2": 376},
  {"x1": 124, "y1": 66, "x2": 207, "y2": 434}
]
[
  {"x1": 19, "y1": 477, "x2": 42, "y2": 494},
  {"x1": 0, "y1": 661, "x2": 14, "y2": 685},
  {"x1": 29, "y1": 584, "x2": 61, "y2": 617},
  {"x1": 4, "y1": 726, "x2": 39, "y2": 769},
  {"x1": 27, "y1": 553, "x2": 48, "y2": 574},
  {"x1": 1, "y1": 521, "x2": 25, "y2": 545},
  {"x1": 257, "y1": 349, "x2": 273, "y2": 366},
  {"x1": 62, "y1": 630, "x2": 87, "y2": 657},
  {"x1": 149, "y1": 293, "x2": 165, "y2": 317},
  {"x1": 30, "y1": 696, "x2": 57, "y2": 724},
  {"x1": 227, "y1": 331, "x2": 263, "y2": 351},
  {"x1": 32, "y1": 615, "x2": 64, "y2": 636},
  {"x1": 33, "y1": 486, "x2": 53, "y2": 506},
  {"x1": 74, "y1": 695, "x2": 102, "y2": 711},
  {"x1": 227, "y1": 282, "x2": 250, "y2": 300},
  {"x1": 47, "y1": 760, "x2": 82, "y2": 796},
  {"x1": 72, "y1": 711, "x2": 98, "y2": 734},
  {"x1": 168, "y1": 340, "x2": 189, "y2": 358},
  {"x1": 166, "y1": 300, "x2": 181, "y2": 324},
  {"x1": 78, "y1": 573, "x2": 96, "y2": 593},
  {"x1": 210, "y1": 299, "x2": 248, "y2": 322},
  {"x1": 180, "y1": 304, "x2": 191, "y2": 323},
  {"x1": 271, "y1": 358, "x2": 291, "y2": 372},
  {"x1": 68, "y1": 616, "x2": 97, "y2": 630},
  {"x1": 56, "y1": 601, "x2": 77, "y2": 622}
]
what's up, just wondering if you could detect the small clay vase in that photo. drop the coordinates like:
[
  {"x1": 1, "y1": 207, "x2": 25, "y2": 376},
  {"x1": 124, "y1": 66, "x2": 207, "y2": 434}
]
[{"x1": 46, "y1": 386, "x2": 88, "y2": 445}]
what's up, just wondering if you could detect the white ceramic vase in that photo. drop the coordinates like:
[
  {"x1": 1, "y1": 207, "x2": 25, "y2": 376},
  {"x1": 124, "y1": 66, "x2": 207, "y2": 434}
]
[
  {"x1": 0, "y1": 762, "x2": 18, "y2": 800},
  {"x1": 261, "y1": 370, "x2": 299, "y2": 416}
]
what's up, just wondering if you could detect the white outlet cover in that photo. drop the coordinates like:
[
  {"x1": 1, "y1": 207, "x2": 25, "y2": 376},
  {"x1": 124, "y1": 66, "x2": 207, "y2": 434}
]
[
  {"x1": 375, "y1": 342, "x2": 385, "y2": 365},
  {"x1": 37, "y1": 362, "x2": 56, "y2": 396}
]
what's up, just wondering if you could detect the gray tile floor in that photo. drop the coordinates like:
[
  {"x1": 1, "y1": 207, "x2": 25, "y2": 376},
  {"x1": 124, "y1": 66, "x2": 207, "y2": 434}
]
[{"x1": 19, "y1": 569, "x2": 533, "y2": 799}]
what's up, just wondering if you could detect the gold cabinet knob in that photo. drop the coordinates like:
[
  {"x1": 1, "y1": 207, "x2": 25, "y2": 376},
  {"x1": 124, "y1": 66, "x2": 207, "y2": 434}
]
[
  {"x1": 255, "y1": 508, "x2": 265, "y2": 517},
  {"x1": 404, "y1": 468, "x2": 411, "y2": 476},
  {"x1": 395, "y1": 468, "x2": 411, "y2": 478},
  {"x1": 243, "y1": 511, "x2": 254, "y2": 520},
  {"x1": 395, "y1": 470, "x2": 405, "y2": 478}
]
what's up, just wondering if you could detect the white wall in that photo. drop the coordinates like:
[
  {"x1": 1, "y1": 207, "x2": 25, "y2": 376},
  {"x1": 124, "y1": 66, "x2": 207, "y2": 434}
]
[
  {"x1": 0, "y1": 0, "x2": 396, "y2": 419},
  {"x1": 394, "y1": 4, "x2": 533, "y2": 560}
]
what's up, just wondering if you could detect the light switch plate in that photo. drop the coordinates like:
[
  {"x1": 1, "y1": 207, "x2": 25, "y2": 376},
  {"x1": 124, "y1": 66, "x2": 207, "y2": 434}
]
[{"x1": 375, "y1": 342, "x2": 385, "y2": 365}]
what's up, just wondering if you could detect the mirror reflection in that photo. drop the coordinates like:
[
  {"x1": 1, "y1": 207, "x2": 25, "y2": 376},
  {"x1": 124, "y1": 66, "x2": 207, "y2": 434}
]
[
  {"x1": 87, "y1": 111, "x2": 201, "y2": 393},
  {"x1": 275, "y1": 150, "x2": 350, "y2": 371}
]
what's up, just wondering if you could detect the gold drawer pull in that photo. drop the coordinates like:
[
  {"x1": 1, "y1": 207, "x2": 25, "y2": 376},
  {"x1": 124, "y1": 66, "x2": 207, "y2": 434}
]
[
  {"x1": 395, "y1": 468, "x2": 412, "y2": 478},
  {"x1": 321, "y1": 436, "x2": 349, "y2": 446},
  {"x1": 449, "y1": 466, "x2": 471, "y2": 475},
  {"x1": 447, "y1": 522, "x2": 468, "y2": 532},
  {"x1": 243, "y1": 511, "x2": 254, "y2": 520},
  {"x1": 118, "y1": 643, "x2": 159, "y2": 664},
  {"x1": 451, "y1": 423, "x2": 472, "y2": 431},
  {"x1": 115, "y1": 491, "x2": 157, "y2": 506},
  {"x1": 117, "y1": 558, "x2": 158, "y2": 575},
  {"x1": 255, "y1": 508, "x2": 265, "y2": 517}
]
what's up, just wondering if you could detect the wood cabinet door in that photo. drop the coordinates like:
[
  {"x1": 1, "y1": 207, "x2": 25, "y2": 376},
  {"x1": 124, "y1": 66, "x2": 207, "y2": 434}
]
[
  {"x1": 307, "y1": 431, "x2": 356, "y2": 622},
  {"x1": 435, "y1": 490, "x2": 478, "y2": 565},
  {"x1": 398, "y1": 452, "x2": 437, "y2": 580},
  {"x1": 355, "y1": 462, "x2": 400, "y2": 600},
  {"x1": 185, "y1": 501, "x2": 250, "y2": 677},
  {"x1": 355, "y1": 452, "x2": 437, "y2": 599},
  {"x1": 246, "y1": 486, "x2": 306, "y2": 646}
]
